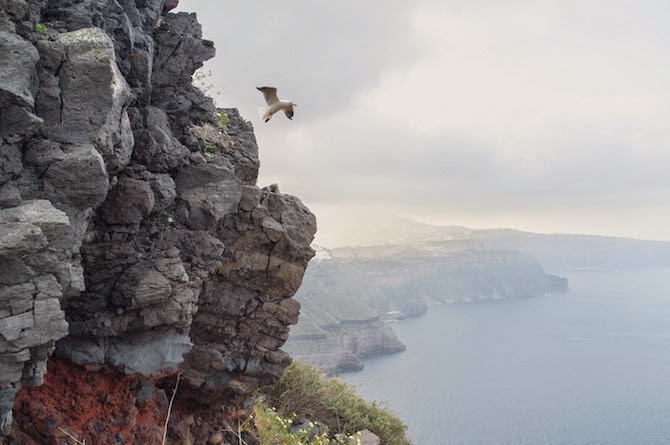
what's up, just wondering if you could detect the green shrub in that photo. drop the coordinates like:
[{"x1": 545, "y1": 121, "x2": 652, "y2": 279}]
[
  {"x1": 203, "y1": 140, "x2": 216, "y2": 157},
  {"x1": 35, "y1": 23, "x2": 48, "y2": 34},
  {"x1": 248, "y1": 399, "x2": 342, "y2": 445},
  {"x1": 264, "y1": 361, "x2": 412, "y2": 445}
]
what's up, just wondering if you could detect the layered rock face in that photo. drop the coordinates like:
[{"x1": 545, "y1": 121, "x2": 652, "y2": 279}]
[
  {"x1": 285, "y1": 317, "x2": 406, "y2": 375},
  {"x1": 316, "y1": 245, "x2": 567, "y2": 311},
  {"x1": 0, "y1": 0, "x2": 315, "y2": 440}
]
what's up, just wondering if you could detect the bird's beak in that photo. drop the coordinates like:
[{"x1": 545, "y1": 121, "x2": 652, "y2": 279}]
[{"x1": 293, "y1": 104, "x2": 298, "y2": 107}]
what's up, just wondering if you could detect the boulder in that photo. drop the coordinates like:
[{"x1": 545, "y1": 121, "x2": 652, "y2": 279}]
[
  {"x1": 42, "y1": 144, "x2": 109, "y2": 210},
  {"x1": 0, "y1": 31, "x2": 41, "y2": 138},
  {"x1": 45, "y1": 28, "x2": 133, "y2": 173},
  {"x1": 350, "y1": 430, "x2": 381, "y2": 445}
]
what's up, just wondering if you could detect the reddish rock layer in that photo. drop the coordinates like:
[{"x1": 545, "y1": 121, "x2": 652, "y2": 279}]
[
  {"x1": 13, "y1": 358, "x2": 166, "y2": 444},
  {"x1": 11, "y1": 358, "x2": 260, "y2": 445}
]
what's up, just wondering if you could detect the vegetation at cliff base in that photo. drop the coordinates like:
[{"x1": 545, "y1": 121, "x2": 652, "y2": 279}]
[
  {"x1": 259, "y1": 361, "x2": 412, "y2": 445},
  {"x1": 248, "y1": 401, "x2": 336, "y2": 445}
]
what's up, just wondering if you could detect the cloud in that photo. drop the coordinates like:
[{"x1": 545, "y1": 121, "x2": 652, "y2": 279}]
[
  {"x1": 181, "y1": 0, "x2": 422, "y2": 121},
  {"x1": 178, "y1": 1, "x2": 670, "y2": 240}
]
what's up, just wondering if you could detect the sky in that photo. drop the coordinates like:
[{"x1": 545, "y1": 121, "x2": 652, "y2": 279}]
[{"x1": 178, "y1": 1, "x2": 670, "y2": 241}]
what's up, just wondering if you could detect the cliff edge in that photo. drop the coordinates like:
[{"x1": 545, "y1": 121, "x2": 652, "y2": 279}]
[{"x1": 0, "y1": 1, "x2": 315, "y2": 443}]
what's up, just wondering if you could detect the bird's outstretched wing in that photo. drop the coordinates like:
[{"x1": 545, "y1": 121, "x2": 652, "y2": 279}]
[
  {"x1": 257, "y1": 86, "x2": 279, "y2": 105},
  {"x1": 283, "y1": 106, "x2": 294, "y2": 120}
]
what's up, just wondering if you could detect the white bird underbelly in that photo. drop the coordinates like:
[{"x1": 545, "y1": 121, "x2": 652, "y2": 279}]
[{"x1": 258, "y1": 100, "x2": 293, "y2": 122}]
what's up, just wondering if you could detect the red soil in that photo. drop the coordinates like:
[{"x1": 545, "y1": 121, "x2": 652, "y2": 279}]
[
  {"x1": 8, "y1": 358, "x2": 256, "y2": 445},
  {"x1": 12, "y1": 358, "x2": 167, "y2": 444}
]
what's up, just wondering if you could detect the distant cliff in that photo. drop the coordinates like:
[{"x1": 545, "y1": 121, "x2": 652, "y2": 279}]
[
  {"x1": 293, "y1": 213, "x2": 670, "y2": 374},
  {"x1": 286, "y1": 244, "x2": 566, "y2": 372},
  {"x1": 316, "y1": 213, "x2": 670, "y2": 272},
  {"x1": 284, "y1": 273, "x2": 406, "y2": 374},
  {"x1": 0, "y1": 1, "x2": 315, "y2": 443}
]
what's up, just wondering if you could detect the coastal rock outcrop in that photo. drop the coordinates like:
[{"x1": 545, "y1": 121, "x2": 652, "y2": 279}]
[
  {"x1": 0, "y1": 0, "x2": 315, "y2": 442},
  {"x1": 286, "y1": 244, "x2": 566, "y2": 372},
  {"x1": 285, "y1": 260, "x2": 406, "y2": 374}
]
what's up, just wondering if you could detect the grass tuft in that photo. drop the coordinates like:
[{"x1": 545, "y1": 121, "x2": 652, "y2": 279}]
[{"x1": 263, "y1": 361, "x2": 412, "y2": 445}]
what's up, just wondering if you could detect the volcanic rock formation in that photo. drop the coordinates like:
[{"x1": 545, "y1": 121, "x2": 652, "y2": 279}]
[{"x1": 0, "y1": 0, "x2": 316, "y2": 441}]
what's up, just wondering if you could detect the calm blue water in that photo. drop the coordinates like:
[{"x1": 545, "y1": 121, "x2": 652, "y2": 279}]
[{"x1": 341, "y1": 267, "x2": 670, "y2": 445}]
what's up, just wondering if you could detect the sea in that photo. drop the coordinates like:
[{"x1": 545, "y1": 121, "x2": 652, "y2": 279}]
[{"x1": 341, "y1": 267, "x2": 670, "y2": 445}]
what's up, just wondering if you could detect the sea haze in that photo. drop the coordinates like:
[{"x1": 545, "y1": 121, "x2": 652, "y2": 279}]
[{"x1": 342, "y1": 267, "x2": 670, "y2": 445}]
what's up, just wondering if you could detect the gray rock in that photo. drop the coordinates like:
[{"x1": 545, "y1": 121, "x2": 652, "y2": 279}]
[
  {"x1": 150, "y1": 173, "x2": 177, "y2": 211},
  {"x1": 175, "y1": 162, "x2": 239, "y2": 192},
  {"x1": 0, "y1": 31, "x2": 41, "y2": 137},
  {"x1": 34, "y1": 274, "x2": 63, "y2": 299},
  {"x1": 151, "y1": 12, "x2": 216, "y2": 137},
  {"x1": 152, "y1": 13, "x2": 214, "y2": 88},
  {"x1": 0, "y1": 388, "x2": 15, "y2": 430},
  {"x1": 42, "y1": 144, "x2": 109, "y2": 209},
  {"x1": 338, "y1": 430, "x2": 381, "y2": 445},
  {"x1": 46, "y1": 28, "x2": 133, "y2": 173},
  {"x1": 26, "y1": 297, "x2": 68, "y2": 347},
  {"x1": 239, "y1": 186, "x2": 261, "y2": 212},
  {"x1": 0, "y1": 202, "x2": 76, "y2": 430},
  {"x1": 34, "y1": 83, "x2": 61, "y2": 128},
  {"x1": 0, "y1": 312, "x2": 34, "y2": 342},
  {"x1": 0, "y1": 283, "x2": 34, "y2": 315},
  {"x1": 23, "y1": 139, "x2": 65, "y2": 175},
  {"x1": 0, "y1": 143, "x2": 23, "y2": 186},
  {"x1": 135, "y1": 379, "x2": 157, "y2": 404},
  {"x1": 58, "y1": 329, "x2": 191, "y2": 375},
  {"x1": 131, "y1": 106, "x2": 190, "y2": 172},
  {"x1": 0, "y1": 221, "x2": 45, "y2": 258},
  {"x1": 35, "y1": 39, "x2": 65, "y2": 72},
  {"x1": 0, "y1": 0, "x2": 28, "y2": 21},
  {"x1": 0, "y1": 31, "x2": 41, "y2": 138},
  {"x1": 182, "y1": 188, "x2": 316, "y2": 395},
  {"x1": 174, "y1": 163, "x2": 243, "y2": 230},
  {"x1": 0, "y1": 200, "x2": 70, "y2": 242},
  {"x1": 0, "y1": 31, "x2": 38, "y2": 107},
  {"x1": 113, "y1": 263, "x2": 172, "y2": 308},
  {"x1": 221, "y1": 109, "x2": 260, "y2": 184},
  {"x1": 0, "y1": 183, "x2": 20, "y2": 208},
  {"x1": 0, "y1": 13, "x2": 14, "y2": 34},
  {"x1": 0, "y1": 104, "x2": 42, "y2": 139},
  {"x1": 0, "y1": 350, "x2": 30, "y2": 387},
  {"x1": 100, "y1": 178, "x2": 155, "y2": 225},
  {"x1": 59, "y1": 262, "x2": 86, "y2": 298}
]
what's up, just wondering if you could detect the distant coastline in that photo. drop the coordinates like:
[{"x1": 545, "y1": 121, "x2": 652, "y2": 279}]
[{"x1": 287, "y1": 219, "x2": 670, "y2": 374}]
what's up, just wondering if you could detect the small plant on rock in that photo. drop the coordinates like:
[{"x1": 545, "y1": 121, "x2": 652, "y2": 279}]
[
  {"x1": 204, "y1": 140, "x2": 217, "y2": 157},
  {"x1": 247, "y1": 399, "x2": 354, "y2": 445},
  {"x1": 218, "y1": 110, "x2": 229, "y2": 130},
  {"x1": 35, "y1": 23, "x2": 48, "y2": 34}
]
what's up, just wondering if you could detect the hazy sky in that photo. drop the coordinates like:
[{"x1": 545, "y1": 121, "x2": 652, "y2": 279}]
[{"x1": 178, "y1": 1, "x2": 670, "y2": 241}]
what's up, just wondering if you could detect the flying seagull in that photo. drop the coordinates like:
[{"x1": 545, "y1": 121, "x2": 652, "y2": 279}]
[{"x1": 257, "y1": 86, "x2": 297, "y2": 123}]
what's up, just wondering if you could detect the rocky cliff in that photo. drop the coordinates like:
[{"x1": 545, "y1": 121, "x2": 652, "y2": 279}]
[{"x1": 0, "y1": 1, "x2": 315, "y2": 443}]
